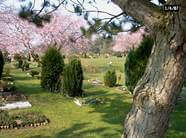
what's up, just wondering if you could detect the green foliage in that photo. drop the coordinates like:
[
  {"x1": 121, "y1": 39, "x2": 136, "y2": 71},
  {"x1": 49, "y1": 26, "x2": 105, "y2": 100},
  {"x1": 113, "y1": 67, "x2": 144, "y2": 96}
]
[
  {"x1": 112, "y1": 51, "x2": 125, "y2": 57},
  {"x1": 22, "y1": 61, "x2": 30, "y2": 71},
  {"x1": 0, "y1": 80, "x2": 16, "y2": 92},
  {"x1": 63, "y1": 58, "x2": 84, "y2": 97},
  {"x1": 2, "y1": 50, "x2": 11, "y2": 63},
  {"x1": 41, "y1": 47, "x2": 64, "y2": 92},
  {"x1": 12, "y1": 112, "x2": 49, "y2": 126},
  {"x1": 3, "y1": 65, "x2": 11, "y2": 77},
  {"x1": 0, "y1": 110, "x2": 15, "y2": 126},
  {"x1": 17, "y1": 60, "x2": 23, "y2": 69},
  {"x1": 19, "y1": 6, "x2": 51, "y2": 27},
  {"x1": 14, "y1": 53, "x2": 24, "y2": 69},
  {"x1": 183, "y1": 80, "x2": 186, "y2": 87},
  {"x1": 30, "y1": 70, "x2": 39, "y2": 77},
  {"x1": 2, "y1": 76, "x2": 14, "y2": 82},
  {"x1": 0, "y1": 51, "x2": 4, "y2": 80},
  {"x1": 14, "y1": 53, "x2": 22, "y2": 61},
  {"x1": 125, "y1": 36, "x2": 154, "y2": 93},
  {"x1": 104, "y1": 69, "x2": 117, "y2": 87}
]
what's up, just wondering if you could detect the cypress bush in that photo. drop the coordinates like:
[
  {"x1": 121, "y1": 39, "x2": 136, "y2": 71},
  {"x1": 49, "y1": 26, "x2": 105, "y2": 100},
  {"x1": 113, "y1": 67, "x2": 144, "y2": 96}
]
[
  {"x1": 63, "y1": 58, "x2": 83, "y2": 97},
  {"x1": 41, "y1": 47, "x2": 64, "y2": 92},
  {"x1": 0, "y1": 51, "x2": 4, "y2": 79},
  {"x1": 124, "y1": 36, "x2": 154, "y2": 93},
  {"x1": 104, "y1": 69, "x2": 117, "y2": 87}
]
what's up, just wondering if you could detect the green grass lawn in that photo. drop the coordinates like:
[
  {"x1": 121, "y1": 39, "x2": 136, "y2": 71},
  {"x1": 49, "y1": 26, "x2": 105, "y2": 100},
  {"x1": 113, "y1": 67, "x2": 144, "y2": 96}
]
[{"x1": 0, "y1": 57, "x2": 185, "y2": 138}]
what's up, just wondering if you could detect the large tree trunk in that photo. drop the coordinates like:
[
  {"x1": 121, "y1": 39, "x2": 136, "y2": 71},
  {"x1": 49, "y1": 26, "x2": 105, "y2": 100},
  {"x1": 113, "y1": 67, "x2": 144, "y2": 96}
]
[
  {"x1": 122, "y1": 13, "x2": 186, "y2": 138},
  {"x1": 110, "y1": 0, "x2": 186, "y2": 137}
]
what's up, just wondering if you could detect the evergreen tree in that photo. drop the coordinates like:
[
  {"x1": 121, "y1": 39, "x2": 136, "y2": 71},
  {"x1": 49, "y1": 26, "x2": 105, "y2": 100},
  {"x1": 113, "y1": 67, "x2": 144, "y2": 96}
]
[
  {"x1": 63, "y1": 58, "x2": 83, "y2": 97},
  {"x1": 41, "y1": 47, "x2": 64, "y2": 92},
  {"x1": 104, "y1": 69, "x2": 117, "y2": 87},
  {"x1": 125, "y1": 36, "x2": 154, "y2": 93}
]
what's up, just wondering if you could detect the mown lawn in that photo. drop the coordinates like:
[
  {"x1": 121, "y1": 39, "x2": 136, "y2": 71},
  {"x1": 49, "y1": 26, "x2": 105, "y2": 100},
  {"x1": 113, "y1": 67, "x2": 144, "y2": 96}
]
[{"x1": 0, "y1": 57, "x2": 185, "y2": 138}]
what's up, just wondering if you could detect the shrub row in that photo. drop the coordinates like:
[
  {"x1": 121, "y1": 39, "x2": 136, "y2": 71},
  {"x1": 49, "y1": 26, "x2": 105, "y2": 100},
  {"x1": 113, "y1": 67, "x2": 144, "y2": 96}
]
[{"x1": 41, "y1": 47, "x2": 84, "y2": 97}]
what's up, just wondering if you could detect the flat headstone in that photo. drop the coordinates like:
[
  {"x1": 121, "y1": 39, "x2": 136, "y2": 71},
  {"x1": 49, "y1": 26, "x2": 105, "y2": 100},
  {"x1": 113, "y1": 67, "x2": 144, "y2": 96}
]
[
  {"x1": 73, "y1": 98, "x2": 82, "y2": 107},
  {"x1": 0, "y1": 101, "x2": 32, "y2": 110}
]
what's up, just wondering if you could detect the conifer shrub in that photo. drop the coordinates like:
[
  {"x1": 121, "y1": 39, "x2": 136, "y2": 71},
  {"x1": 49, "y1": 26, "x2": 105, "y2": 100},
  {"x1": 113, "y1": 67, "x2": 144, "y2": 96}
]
[
  {"x1": 124, "y1": 36, "x2": 154, "y2": 93},
  {"x1": 63, "y1": 58, "x2": 83, "y2": 97},
  {"x1": 41, "y1": 47, "x2": 64, "y2": 92},
  {"x1": 104, "y1": 69, "x2": 117, "y2": 87},
  {"x1": 0, "y1": 51, "x2": 4, "y2": 80}
]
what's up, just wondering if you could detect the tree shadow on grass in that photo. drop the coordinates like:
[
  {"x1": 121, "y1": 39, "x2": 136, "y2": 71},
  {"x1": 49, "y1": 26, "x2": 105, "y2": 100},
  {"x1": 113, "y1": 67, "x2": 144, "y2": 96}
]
[
  {"x1": 16, "y1": 83, "x2": 44, "y2": 95},
  {"x1": 14, "y1": 75, "x2": 35, "y2": 81},
  {"x1": 55, "y1": 122, "x2": 116, "y2": 138},
  {"x1": 166, "y1": 88, "x2": 186, "y2": 137},
  {"x1": 88, "y1": 91, "x2": 131, "y2": 125},
  {"x1": 82, "y1": 86, "x2": 132, "y2": 134},
  {"x1": 29, "y1": 136, "x2": 51, "y2": 138}
]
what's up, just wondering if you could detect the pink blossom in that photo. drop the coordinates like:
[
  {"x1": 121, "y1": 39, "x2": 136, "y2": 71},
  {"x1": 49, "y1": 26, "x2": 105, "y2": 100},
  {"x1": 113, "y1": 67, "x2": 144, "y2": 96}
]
[{"x1": 112, "y1": 27, "x2": 146, "y2": 52}]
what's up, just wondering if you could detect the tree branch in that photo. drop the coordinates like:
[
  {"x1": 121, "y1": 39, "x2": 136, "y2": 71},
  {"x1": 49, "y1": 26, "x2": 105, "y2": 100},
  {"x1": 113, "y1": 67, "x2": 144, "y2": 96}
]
[{"x1": 112, "y1": 0, "x2": 166, "y2": 29}]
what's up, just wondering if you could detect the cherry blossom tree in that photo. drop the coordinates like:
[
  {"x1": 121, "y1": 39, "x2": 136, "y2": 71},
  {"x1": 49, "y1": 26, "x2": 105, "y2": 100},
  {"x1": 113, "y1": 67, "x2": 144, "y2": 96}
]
[
  {"x1": 37, "y1": 13, "x2": 90, "y2": 55},
  {"x1": 112, "y1": 27, "x2": 146, "y2": 52},
  {"x1": 0, "y1": 10, "x2": 90, "y2": 57}
]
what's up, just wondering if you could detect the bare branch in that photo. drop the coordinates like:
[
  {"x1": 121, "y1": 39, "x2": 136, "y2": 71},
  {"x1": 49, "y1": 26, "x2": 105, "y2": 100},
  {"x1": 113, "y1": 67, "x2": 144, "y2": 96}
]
[
  {"x1": 35, "y1": 0, "x2": 46, "y2": 16},
  {"x1": 45, "y1": 0, "x2": 66, "y2": 15}
]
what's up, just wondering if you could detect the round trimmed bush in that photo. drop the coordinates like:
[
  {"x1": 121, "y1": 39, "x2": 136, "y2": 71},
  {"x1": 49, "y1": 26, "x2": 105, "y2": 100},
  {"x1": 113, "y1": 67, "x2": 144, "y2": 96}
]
[
  {"x1": 41, "y1": 47, "x2": 64, "y2": 92},
  {"x1": 0, "y1": 51, "x2": 4, "y2": 80},
  {"x1": 104, "y1": 69, "x2": 117, "y2": 87},
  {"x1": 63, "y1": 58, "x2": 83, "y2": 97},
  {"x1": 124, "y1": 36, "x2": 154, "y2": 93}
]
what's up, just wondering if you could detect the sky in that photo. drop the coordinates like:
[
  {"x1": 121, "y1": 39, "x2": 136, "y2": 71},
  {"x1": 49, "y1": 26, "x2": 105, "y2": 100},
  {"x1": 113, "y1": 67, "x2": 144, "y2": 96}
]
[
  {"x1": 2, "y1": 0, "x2": 160, "y2": 18},
  {"x1": 1, "y1": 0, "x2": 161, "y2": 31}
]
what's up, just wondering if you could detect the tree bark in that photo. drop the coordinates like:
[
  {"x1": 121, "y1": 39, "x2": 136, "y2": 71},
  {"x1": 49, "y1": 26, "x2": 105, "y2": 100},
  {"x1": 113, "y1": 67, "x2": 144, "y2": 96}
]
[
  {"x1": 123, "y1": 26, "x2": 185, "y2": 138},
  {"x1": 112, "y1": 0, "x2": 165, "y2": 29},
  {"x1": 110, "y1": 0, "x2": 186, "y2": 138}
]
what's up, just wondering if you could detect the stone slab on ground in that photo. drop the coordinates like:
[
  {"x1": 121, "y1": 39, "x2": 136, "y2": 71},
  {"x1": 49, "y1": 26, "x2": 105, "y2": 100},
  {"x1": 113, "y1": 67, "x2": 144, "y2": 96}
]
[
  {"x1": 74, "y1": 98, "x2": 82, "y2": 107},
  {"x1": 0, "y1": 101, "x2": 32, "y2": 110}
]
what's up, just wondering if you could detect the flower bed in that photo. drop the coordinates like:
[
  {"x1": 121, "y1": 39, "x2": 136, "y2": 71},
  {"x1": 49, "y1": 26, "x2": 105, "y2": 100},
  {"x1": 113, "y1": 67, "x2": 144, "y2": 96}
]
[{"x1": 0, "y1": 110, "x2": 49, "y2": 129}]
